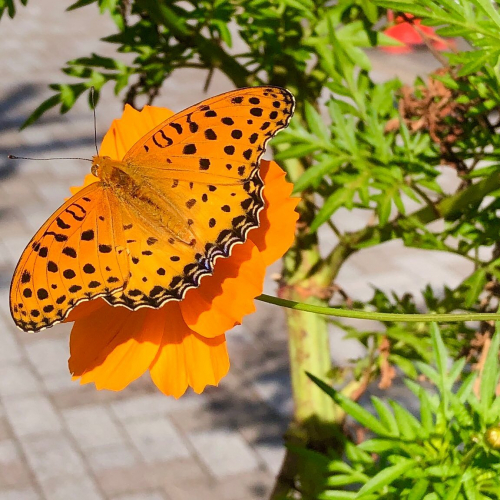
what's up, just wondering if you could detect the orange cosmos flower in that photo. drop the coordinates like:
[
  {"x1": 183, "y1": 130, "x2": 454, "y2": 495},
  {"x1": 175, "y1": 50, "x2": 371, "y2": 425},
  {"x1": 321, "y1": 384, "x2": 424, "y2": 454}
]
[{"x1": 64, "y1": 103, "x2": 299, "y2": 398}]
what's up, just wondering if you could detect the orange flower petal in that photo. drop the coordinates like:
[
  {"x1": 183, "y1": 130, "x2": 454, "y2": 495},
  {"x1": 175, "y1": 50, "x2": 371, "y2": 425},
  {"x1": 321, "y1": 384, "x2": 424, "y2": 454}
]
[
  {"x1": 100, "y1": 105, "x2": 174, "y2": 160},
  {"x1": 64, "y1": 297, "x2": 108, "y2": 323},
  {"x1": 149, "y1": 302, "x2": 229, "y2": 398},
  {"x1": 66, "y1": 104, "x2": 296, "y2": 397},
  {"x1": 180, "y1": 239, "x2": 266, "y2": 338},
  {"x1": 69, "y1": 305, "x2": 163, "y2": 391},
  {"x1": 249, "y1": 160, "x2": 299, "y2": 266}
]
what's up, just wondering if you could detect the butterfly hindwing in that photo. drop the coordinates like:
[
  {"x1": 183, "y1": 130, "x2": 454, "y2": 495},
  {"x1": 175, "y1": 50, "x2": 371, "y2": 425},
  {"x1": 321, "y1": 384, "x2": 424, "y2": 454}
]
[
  {"x1": 104, "y1": 173, "x2": 263, "y2": 308},
  {"x1": 10, "y1": 183, "x2": 130, "y2": 332}
]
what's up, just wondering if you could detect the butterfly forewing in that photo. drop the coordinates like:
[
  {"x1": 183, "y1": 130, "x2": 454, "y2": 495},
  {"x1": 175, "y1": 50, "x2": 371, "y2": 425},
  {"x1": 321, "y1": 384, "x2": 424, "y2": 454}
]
[
  {"x1": 107, "y1": 86, "x2": 295, "y2": 309},
  {"x1": 123, "y1": 86, "x2": 295, "y2": 182},
  {"x1": 10, "y1": 183, "x2": 129, "y2": 332}
]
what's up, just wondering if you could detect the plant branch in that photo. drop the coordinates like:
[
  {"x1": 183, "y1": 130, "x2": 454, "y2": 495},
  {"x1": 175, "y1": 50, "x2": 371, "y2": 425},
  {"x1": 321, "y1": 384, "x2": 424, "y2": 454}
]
[
  {"x1": 321, "y1": 169, "x2": 500, "y2": 282},
  {"x1": 137, "y1": 0, "x2": 254, "y2": 89},
  {"x1": 257, "y1": 293, "x2": 500, "y2": 322}
]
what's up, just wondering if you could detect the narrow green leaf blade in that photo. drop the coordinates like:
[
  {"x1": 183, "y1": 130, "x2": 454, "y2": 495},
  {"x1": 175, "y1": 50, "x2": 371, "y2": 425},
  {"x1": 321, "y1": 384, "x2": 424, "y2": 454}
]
[
  {"x1": 355, "y1": 459, "x2": 416, "y2": 497},
  {"x1": 307, "y1": 373, "x2": 389, "y2": 435},
  {"x1": 21, "y1": 94, "x2": 61, "y2": 129}
]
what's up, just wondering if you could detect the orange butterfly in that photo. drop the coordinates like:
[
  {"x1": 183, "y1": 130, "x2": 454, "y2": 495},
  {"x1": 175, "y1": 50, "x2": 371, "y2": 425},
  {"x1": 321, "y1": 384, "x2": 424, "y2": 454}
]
[{"x1": 10, "y1": 86, "x2": 295, "y2": 333}]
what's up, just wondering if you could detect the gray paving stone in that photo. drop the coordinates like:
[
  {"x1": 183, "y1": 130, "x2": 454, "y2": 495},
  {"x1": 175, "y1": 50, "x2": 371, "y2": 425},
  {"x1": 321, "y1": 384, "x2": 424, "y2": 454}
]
[
  {"x1": 19, "y1": 433, "x2": 86, "y2": 482},
  {"x1": 16, "y1": 202, "x2": 56, "y2": 235},
  {"x1": 0, "y1": 293, "x2": 13, "y2": 320},
  {"x1": 0, "y1": 324, "x2": 23, "y2": 365},
  {"x1": 41, "y1": 371, "x2": 77, "y2": 393},
  {"x1": 24, "y1": 337, "x2": 70, "y2": 376},
  {"x1": 95, "y1": 463, "x2": 178, "y2": 497},
  {"x1": 0, "y1": 419, "x2": 12, "y2": 441},
  {"x1": 62, "y1": 405, "x2": 125, "y2": 450},
  {"x1": 0, "y1": 438, "x2": 34, "y2": 490},
  {"x1": 39, "y1": 475, "x2": 104, "y2": 500},
  {"x1": 0, "y1": 461, "x2": 33, "y2": 490},
  {"x1": 0, "y1": 364, "x2": 42, "y2": 397},
  {"x1": 213, "y1": 470, "x2": 275, "y2": 500},
  {"x1": 35, "y1": 181, "x2": 76, "y2": 212},
  {"x1": 0, "y1": 440, "x2": 20, "y2": 464},
  {"x1": 86, "y1": 443, "x2": 139, "y2": 472},
  {"x1": 0, "y1": 234, "x2": 31, "y2": 268},
  {"x1": 0, "y1": 489, "x2": 41, "y2": 500},
  {"x1": 186, "y1": 429, "x2": 259, "y2": 478},
  {"x1": 123, "y1": 416, "x2": 190, "y2": 464},
  {"x1": 110, "y1": 395, "x2": 174, "y2": 421},
  {"x1": 3, "y1": 395, "x2": 62, "y2": 437},
  {"x1": 250, "y1": 369, "x2": 293, "y2": 418},
  {"x1": 253, "y1": 442, "x2": 286, "y2": 476},
  {"x1": 111, "y1": 492, "x2": 167, "y2": 500},
  {"x1": 110, "y1": 393, "x2": 205, "y2": 422},
  {"x1": 164, "y1": 482, "x2": 218, "y2": 500}
]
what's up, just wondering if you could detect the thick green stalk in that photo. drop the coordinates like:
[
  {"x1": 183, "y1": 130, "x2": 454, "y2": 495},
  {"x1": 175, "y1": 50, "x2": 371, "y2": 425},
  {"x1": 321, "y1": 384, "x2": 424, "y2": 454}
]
[
  {"x1": 269, "y1": 155, "x2": 346, "y2": 500},
  {"x1": 279, "y1": 154, "x2": 339, "y2": 432}
]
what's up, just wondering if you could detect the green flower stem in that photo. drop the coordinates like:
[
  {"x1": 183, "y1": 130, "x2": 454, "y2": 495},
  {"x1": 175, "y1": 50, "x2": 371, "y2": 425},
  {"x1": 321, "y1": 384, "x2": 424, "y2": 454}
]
[{"x1": 258, "y1": 293, "x2": 500, "y2": 322}]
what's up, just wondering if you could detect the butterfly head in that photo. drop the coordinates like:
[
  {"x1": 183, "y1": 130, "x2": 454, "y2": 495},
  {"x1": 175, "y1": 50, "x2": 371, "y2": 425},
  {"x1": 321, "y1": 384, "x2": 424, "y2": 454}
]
[{"x1": 90, "y1": 156, "x2": 111, "y2": 178}]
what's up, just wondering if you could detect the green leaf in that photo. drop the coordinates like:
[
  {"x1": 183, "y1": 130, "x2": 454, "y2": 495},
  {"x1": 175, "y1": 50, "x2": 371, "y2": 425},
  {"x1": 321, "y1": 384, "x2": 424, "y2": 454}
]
[
  {"x1": 311, "y1": 189, "x2": 354, "y2": 232},
  {"x1": 448, "y1": 357, "x2": 467, "y2": 388},
  {"x1": 474, "y1": 0, "x2": 500, "y2": 31},
  {"x1": 318, "y1": 492, "x2": 358, "y2": 499},
  {"x1": 418, "y1": 387, "x2": 434, "y2": 434},
  {"x1": 449, "y1": 393, "x2": 473, "y2": 428},
  {"x1": 389, "y1": 401, "x2": 422, "y2": 440},
  {"x1": 371, "y1": 397, "x2": 399, "y2": 436},
  {"x1": 66, "y1": 0, "x2": 96, "y2": 11},
  {"x1": 463, "y1": 268, "x2": 487, "y2": 308},
  {"x1": 293, "y1": 156, "x2": 346, "y2": 193},
  {"x1": 372, "y1": 1, "x2": 439, "y2": 18},
  {"x1": 357, "y1": 438, "x2": 397, "y2": 453},
  {"x1": 442, "y1": 477, "x2": 462, "y2": 500},
  {"x1": 355, "y1": 459, "x2": 417, "y2": 497},
  {"x1": 21, "y1": 94, "x2": 61, "y2": 129},
  {"x1": 304, "y1": 101, "x2": 330, "y2": 143},
  {"x1": 426, "y1": 464, "x2": 461, "y2": 477},
  {"x1": 456, "y1": 372, "x2": 477, "y2": 402},
  {"x1": 389, "y1": 354, "x2": 418, "y2": 378},
  {"x1": 480, "y1": 325, "x2": 500, "y2": 416},
  {"x1": 307, "y1": 373, "x2": 389, "y2": 435},
  {"x1": 57, "y1": 83, "x2": 87, "y2": 113},
  {"x1": 408, "y1": 479, "x2": 430, "y2": 500},
  {"x1": 463, "y1": 476, "x2": 480, "y2": 500},
  {"x1": 274, "y1": 143, "x2": 319, "y2": 160},
  {"x1": 430, "y1": 323, "x2": 448, "y2": 394},
  {"x1": 376, "y1": 194, "x2": 392, "y2": 225}
]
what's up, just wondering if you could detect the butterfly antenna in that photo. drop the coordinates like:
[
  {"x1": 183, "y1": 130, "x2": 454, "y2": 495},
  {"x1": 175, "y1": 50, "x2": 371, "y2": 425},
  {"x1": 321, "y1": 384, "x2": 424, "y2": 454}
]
[
  {"x1": 8, "y1": 155, "x2": 92, "y2": 162},
  {"x1": 90, "y1": 87, "x2": 99, "y2": 156}
]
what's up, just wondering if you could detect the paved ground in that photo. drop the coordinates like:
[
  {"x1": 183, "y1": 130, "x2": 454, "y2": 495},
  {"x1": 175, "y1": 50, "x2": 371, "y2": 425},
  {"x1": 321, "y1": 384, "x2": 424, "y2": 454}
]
[{"x1": 0, "y1": 3, "x2": 474, "y2": 500}]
